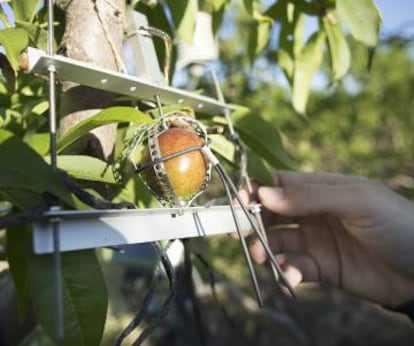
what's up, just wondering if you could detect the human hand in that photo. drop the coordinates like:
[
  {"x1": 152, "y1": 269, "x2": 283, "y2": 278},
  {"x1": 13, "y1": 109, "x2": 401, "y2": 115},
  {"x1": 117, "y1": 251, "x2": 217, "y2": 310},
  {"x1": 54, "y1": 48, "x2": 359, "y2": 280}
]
[{"x1": 250, "y1": 171, "x2": 414, "y2": 307}]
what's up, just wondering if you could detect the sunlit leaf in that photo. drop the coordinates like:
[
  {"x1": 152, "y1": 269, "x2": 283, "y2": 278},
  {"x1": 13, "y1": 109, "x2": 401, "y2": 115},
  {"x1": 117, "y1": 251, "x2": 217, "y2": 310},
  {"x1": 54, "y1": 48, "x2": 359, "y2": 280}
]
[
  {"x1": 25, "y1": 132, "x2": 49, "y2": 155},
  {"x1": 57, "y1": 107, "x2": 154, "y2": 153},
  {"x1": 277, "y1": 3, "x2": 305, "y2": 82},
  {"x1": 248, "y1": 16, "x2": 273, "y2": 62},
  {"x1": 47, "y1": 155, "x2": 117, "y2": 184},
  {"x1": 213, "y1": 107, "x2": 296, "y2": 169},
  {"x1": 322, "y1": 14, "x2": 351, "y2": 81},
  {"x1": 11, "y1": 0, "x2": 41, "y2": 22},
  {"x1": 16, "y1": 20, "x2": 49, "y2": 51},
  {"x1": 245, "y1": 0, "x2": 273, "y2": 61},
  {"x1": 165, "y1": 0, "x2": 198, "y2": 44},
  {"x1": 29, "y1": 250, "x2": 107, "y2": 346},
  {"x1": 292, "y1": 31, "x2": 326, "y2": 114},
  {"x1": 0, "y1": 28, "x2": 29, "y2": 71},
  {"x1": 209, "y1": 134, "x2": 236, "y2": 163},
  {"x1": 336, "y1": 0, "x2": 382, "y2": 47}
]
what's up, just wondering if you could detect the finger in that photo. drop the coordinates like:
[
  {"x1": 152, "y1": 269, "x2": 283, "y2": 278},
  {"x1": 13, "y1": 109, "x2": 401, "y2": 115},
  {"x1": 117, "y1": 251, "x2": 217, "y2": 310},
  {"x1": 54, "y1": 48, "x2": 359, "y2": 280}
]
[
  {"x1": 272, "y1": 171, "x2": 367, "y2": 188},
  {"x1": 250, "y1": 228, "x2": 304, "y2": 263},
  {"x1": 258, "y1": 184, "x2": 363, "y2": 217},
  {"x1": 236, "y1": 189, "x2": 250, "y2": 205},
  {"x1": 281, "y1": 254, "x2": 320, "y2": 284}
]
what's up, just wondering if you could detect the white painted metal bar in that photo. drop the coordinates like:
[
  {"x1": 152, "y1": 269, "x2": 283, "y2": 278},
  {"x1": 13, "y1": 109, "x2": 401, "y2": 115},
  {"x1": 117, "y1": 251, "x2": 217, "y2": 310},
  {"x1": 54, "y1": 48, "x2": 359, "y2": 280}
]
[
  {"x1": 33, "y1": 205, "x2": 253, "y2": 254},
  {"x1": 27, "y1": 47, "x2": 234, "y2": 115}
]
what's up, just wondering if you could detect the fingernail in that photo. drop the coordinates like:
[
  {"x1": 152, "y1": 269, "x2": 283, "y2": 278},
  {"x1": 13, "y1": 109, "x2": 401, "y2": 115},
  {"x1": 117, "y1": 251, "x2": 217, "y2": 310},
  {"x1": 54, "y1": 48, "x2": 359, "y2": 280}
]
[{"x1": 258, "y1": 187, "x2": 284, "y2": 203}]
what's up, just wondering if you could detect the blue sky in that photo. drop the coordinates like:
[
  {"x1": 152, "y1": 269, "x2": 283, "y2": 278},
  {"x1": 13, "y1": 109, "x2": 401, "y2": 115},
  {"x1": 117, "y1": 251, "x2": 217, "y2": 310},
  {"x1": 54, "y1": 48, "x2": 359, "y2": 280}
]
[{"x1": 375, "y1": 0, "x2": 414, "y2": 36}]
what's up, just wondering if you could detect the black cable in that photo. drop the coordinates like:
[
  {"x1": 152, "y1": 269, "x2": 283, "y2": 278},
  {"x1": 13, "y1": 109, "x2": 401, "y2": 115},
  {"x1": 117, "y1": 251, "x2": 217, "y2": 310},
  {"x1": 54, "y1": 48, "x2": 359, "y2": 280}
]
[
  {"x1": 131, "y1": 242, "x2": 176, "y2": 346},
  {"x1": 116, "y1": 241, "x2": 176, "y2": 346},
  {"x1": 0, "y1": 202, "x2": 49, "y2": 229},
  {"x1": 59, "y1": 171, "x2": 136, "y2": 210},
  {"x1": 183, "y1": 239, "x2": 206, "y2": 346},
  {"x1": 114, "y1": 261, "x2": 160, "y2": 346},
  {"x1": 193, "y1": 251, "x2": 254, "y2": 346}
]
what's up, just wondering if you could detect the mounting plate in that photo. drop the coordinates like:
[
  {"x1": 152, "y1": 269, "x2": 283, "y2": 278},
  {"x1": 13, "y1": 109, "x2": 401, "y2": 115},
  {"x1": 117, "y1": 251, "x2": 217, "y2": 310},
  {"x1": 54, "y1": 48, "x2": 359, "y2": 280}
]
[
  {"x1": 33, "y1": 205, "x2": 253, "y2": 254},
  {"x1": 27, "y1": 47, "x2": 234, "y2": 115}
]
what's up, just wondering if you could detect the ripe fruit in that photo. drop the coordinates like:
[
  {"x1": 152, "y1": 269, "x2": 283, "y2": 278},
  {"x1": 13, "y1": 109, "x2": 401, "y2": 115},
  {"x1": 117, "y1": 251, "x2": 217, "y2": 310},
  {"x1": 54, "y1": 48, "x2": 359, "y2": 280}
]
[{"x1": 140, "y1": 126, "x2": 209, "y2": 205}]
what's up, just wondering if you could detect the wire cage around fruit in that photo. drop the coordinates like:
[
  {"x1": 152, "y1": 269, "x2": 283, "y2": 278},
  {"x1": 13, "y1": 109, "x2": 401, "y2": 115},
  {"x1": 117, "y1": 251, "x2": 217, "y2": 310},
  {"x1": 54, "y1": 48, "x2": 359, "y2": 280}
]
[
  {"x1": 126, "y1": 113, "x2": 213, "y2": 207},
  {"x1": 26, "y1": 2, "x2": 298, "y2": 345}
]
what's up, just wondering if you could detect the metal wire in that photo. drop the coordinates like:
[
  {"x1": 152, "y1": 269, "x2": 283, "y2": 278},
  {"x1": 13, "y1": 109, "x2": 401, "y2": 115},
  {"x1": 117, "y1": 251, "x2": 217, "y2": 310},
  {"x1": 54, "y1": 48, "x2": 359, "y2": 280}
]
[
  {"x1": 138, "y1": 26, "x2": 172, "y2": 85},
  {"x1": 211, "y1": 69, "x2": 252, "y2": 192},
  {"x1": 216, "y1": 163, "x2": 296, "y2": 300},
  {"x1": 216, "y1": 165, "x2": 264, "y2": 307}
]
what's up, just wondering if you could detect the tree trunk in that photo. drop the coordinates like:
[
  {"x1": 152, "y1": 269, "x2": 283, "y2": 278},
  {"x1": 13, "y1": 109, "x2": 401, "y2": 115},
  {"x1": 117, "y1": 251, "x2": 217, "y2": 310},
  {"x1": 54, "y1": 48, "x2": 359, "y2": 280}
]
[{"x1": 56, "y1": 0, "x2": 126, "y2": 161}]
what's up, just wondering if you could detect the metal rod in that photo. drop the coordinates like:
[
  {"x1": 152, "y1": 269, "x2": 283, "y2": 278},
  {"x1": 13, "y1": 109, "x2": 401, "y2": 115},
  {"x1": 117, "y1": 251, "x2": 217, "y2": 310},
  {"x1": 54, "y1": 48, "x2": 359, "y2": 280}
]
[
  {"x1": 211, "y1": 70, "x2": 236, "y2": 136},
  {"x1": 219, "y1": 165, "x2": 296, "y2": 299},
  {"x1": 48, "y1": 65, "x2": 58, "y2": 169},
  {"x1": 47, "y1": 0, "x2": 54, "y2": 56},
  {"x1": 251, "y1": 204, "x2": 280, "y2": 282},
  {"x1": 216, "y1": 165, "x2": 263, "y2": 307},
  {"x1": 211, "y1": 70, "x2": 252, "y2": 192},
  {"x1": 47, "y1": 0, "x2": 64, "y2": 338}
]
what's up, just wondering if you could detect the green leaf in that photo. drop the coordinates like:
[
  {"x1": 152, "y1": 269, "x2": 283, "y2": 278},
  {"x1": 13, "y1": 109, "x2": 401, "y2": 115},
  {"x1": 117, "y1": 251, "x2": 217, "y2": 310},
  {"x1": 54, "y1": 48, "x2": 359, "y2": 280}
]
[
  {"x1": 245, "y1": 0, "x2": 273, "y2": 61},
  {"x1": 336, "y1": 0, "x2": 382, "y2": 47},
  {"x1": 47, "y1": 155, "x2": 117, "y2": 184},
  {"x1": 57, "y1": 107, "x2": 154, "y2": 153},
  {"x1": 29, "y1": 250, "x2": 107, "y2": 346},
  {"x1": 265, "y1": 0, "x2": 286, "y2": 20},
  {"x1": 25, "y1": 132, "x2": 49, "y2": 155},
  {"x1": 165, "y1": 0, "x2": 198, "y2": 44},
  {"x1": 16, "y1": 20, "x2": 49, "y2": 51},
  {"x1": 0, "y1": 129, "x2": 73, "y2": 207},
  {"x1": 211, "y1": 0, "x2": 228, "y2": 33},
  {"x1": 209, "y1": 134, "x2": 236, "y2": 163},
  {"x1": 213, "y1": 107, "x2": 296, "y2": 169},
  {"x1": 292, "y1": 31, "x2": 326, "y2": 114},
  {"x1": 0, "y1": 28, "x2": 29, "y2": 71},
  {"x1": 277, "y1": 3, "x2": 305, "y2": 82},
  {"x1": 278, "y1": 49, "x2": 294, "y2": 81},
  {"x1": 247, "y1": 150, "x2": 272, "y2": 185},
  {"x1": 114, "y1": 175, "x2": 154, "y2": 208},
  {"x1": 0, "y1": 53, "x2": 16, "y2": 93},
  {"x1": 248, "y1": 16, "x2": 273, "y2": 62},
  {"x1": 322, "y1": 14, "x2": 351, "y2": 81},
  {"x1": 11, "y1": 0, "x2": 41, "y2": 22},
  {"x1": 6, "y1": 226, "x2": 32, "y2": 320},
  {"x1": 0, "y1": 187, "x2": 43, "y2": 210}
]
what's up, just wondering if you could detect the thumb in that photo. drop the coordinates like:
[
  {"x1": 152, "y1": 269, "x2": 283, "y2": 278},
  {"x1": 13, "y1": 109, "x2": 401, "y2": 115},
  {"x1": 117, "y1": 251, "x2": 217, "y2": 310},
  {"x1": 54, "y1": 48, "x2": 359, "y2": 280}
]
[{"x1": 258, "y1": 184, "x2": 360, "y2": 217}]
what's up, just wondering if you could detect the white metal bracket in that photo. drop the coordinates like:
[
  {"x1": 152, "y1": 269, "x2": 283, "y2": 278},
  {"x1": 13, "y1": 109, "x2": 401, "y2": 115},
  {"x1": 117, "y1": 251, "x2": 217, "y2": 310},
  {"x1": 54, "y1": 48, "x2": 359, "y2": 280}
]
[
  {"x1": 27, "y1": 47, "x2": 234, "y2": 115},
  {"x1": 33, "y1": 205, "x2": 254, "y2": 254}
]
